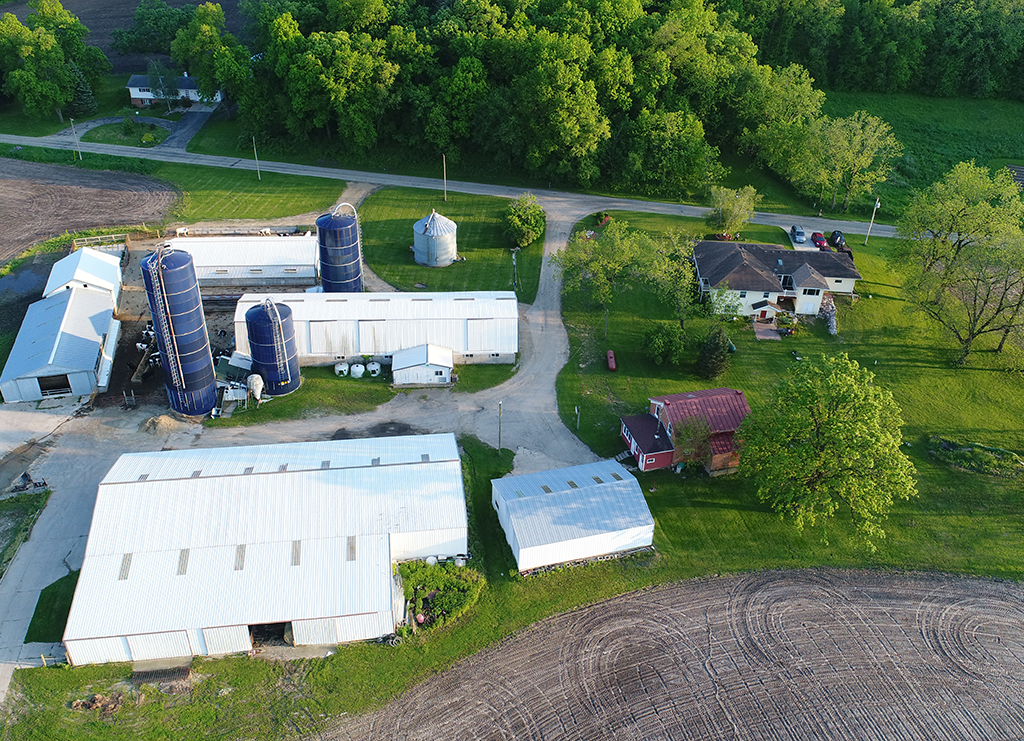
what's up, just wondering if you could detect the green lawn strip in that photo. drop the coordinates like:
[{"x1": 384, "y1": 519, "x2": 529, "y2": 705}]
[
  {"x1": 600, "y1": 210, "x2": 791, "y2": 247},
  {"x1": 205, "y1": 367, "x2": 395, "y2": 428},
  {"x1": 452, "y1": 361, "x2": 519, "y2": 393},
  {"x1": 0, "y1": 76, "x2": 133, "y2": 137},
  {"x1": 82, "y1": 123, "x2": 171, "y2": 148},
  {"x1": 360, "y1": 187, "x2": 543, "y2": 303},
  {"x1": 0, "y1": 490, "x2": 51, "y2": 580},
  {"x1": 24, "y1": 571, "x2": 80, "y2": 644}
]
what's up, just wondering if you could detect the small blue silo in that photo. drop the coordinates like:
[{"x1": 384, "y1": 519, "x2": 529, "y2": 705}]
[
  {"x1": 141, "y1": 246, "x2": 217, "y2": 415},
  {"x1": 245, "y1": 299, "x2": 301, "y2": 396},
  {"x1": 316, "y1": 202, "x2": 362, "y2": 292},
  {"x1": 413, "y1": 210, "x2": 458, "y2": 267}
]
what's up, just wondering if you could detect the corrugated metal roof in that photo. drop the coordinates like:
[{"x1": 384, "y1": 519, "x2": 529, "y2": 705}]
[
  {"x1": 168, "y1": 236, "x2": 318, "y2": 270},
  {"x1": 392, "y1": 344, "x2": 454, "y2": 371},
  {"x1": 43, "y1": 248, "x2": 121, "y2": 298},
  {"x1": 492, "y1": 460, "x2": 653, "y2": 550},
  {"x1": 64, "y1": 434, "x2": 466, "y2": 642},
  {"x1": 651, "y1": 388, "x2": 750, "y2": 433},
  {"x1": 0, "y1": 286, "x2": 115, "y2": 383},
  {"x1": 413, "y1": 210, "x2": 457, "y2": 236},
  {"x1": 234, "y1": 291, "x2": 518, "y2": 323}
]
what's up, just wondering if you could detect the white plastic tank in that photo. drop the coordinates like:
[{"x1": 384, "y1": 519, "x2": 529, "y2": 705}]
[
  {"x1": 334, "y1": 362, "x2": 349, "y2": 376},
  {"x1": 350, "y1": 363, "x2": 365, "y2": 379},
  {"x1": 247, "y1": 373, "x2": 264, "y2": 401},
  {"x1": 412, "y1": 210, "x2": 457, "y2": 267},
  {"x1": 367, "y1": 361, "x2": 381, "y2": 377}
]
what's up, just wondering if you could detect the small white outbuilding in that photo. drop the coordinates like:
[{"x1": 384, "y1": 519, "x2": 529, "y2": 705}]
[
  {"x1": 392, "y1": 344, "x2": 454, "y2": 386},
  {"x1": 491, "y1": 460, "x2": 654, "y2": 573},
  {"x1": 43, "y1": 247, "x2": 122, "y2": 305}
]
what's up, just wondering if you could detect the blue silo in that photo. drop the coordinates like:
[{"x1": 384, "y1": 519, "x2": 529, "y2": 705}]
[
  {"x1": 141, "y1": 246, "x2": 217, "y2": 416},
  {"x1": 316, "y1": 202, "x2": 362, "y2": 292},
  {"x1": 245, "y1": 299, "x2": 301, "y2": 396}
]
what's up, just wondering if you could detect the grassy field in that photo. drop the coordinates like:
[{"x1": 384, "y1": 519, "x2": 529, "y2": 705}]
[
  {"x1": 82, "y1": 122, "x2": 171, "y2": 148},
  {"x1": 361, "y1": 187, "x2": 544, "y2": 304},
  {"x1": 0, "y1": 490, "x2": 51, "y2": 581},
  {"x1": 452, "y1": 361, "x2": 519, "y2": 393},
  {"x1": 0, "y1": 76, "x2": 132, "y2": 137},
  {"x1": 24, "y1": 571, "x2": 79, "y2": 643}
]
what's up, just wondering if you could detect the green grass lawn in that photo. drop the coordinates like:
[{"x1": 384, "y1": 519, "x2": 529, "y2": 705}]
[
  {"x1": 82, "y1": 123, "x2": 171, "y2": 148},
  {"x1": 600, "y1": 210, "x2": 792, "y2": 247},
  {"x1": 452, "y1": 361, "x2": 519, "y2": 393},
  {"x1": 24, "y1": 571, "x2": 79, "y2": 643},
  {"x1": 361, "y1": 187, "x2": 543, "y2": 303},
  {"x1": 0, "y1": 490, "x2": 50, "y2": 580},
  {"x1": 0, "y1": 76, "x2": 133, "y2": 137},
  {"x1": 205, "y1": 367, "x2": 395, "y2": 428}
]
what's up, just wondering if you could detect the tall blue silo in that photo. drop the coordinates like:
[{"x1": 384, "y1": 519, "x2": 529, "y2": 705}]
[
  {"x1": 245, "y1": 299, "x2": 301, "y2": 396},
  {"x1": 141, "y1": 246, "x2": 217, "y2": 416},
  {"x1": 316, "y1": 202, "x2": 362, "y2": 292}
]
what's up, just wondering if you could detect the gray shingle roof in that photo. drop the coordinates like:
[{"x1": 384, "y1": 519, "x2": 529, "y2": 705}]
[
  {"x1": 694, "y1": 241, "x2": 861, "y2": 292},
  {"x1": 126, "y1": 75, "x2": 200, "y2": 91}
]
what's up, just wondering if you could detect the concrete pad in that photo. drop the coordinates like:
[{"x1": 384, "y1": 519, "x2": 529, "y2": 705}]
[
  {"x1": 0, "y1": 404, "x2": 73, "y2": 459},
  {"x1": 3, "y1": 591, "x2": 40, "y2": 622},
  {"x1": 0, "y1": 619, "x2": 30, "y2": 647}
]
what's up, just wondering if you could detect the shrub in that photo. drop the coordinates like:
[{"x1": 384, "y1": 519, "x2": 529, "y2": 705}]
[
  {"x1": 696, "y1": 326, "x2": 732, "y2": 379},
  {"x1": 641, "y1": 322, "x2": 686, "y2": 365},
  {"x1": 504, "y1": 192, "x2": 546, "y2": 248},
  {"x1": 398, "y1": 561, "x2": 485, "y2": 630}
]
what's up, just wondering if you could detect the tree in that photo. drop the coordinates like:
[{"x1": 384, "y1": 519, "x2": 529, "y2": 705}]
[
  {"x1": 738, "y1": 353, "x2": 917, "y2": 550},
  {"x1": 504, "y1": 192, "x2": 546, "y2": 248},
  {"x1": 0, "y1": 17, "x2": 73, "y2": 121},
  {"x1": 170, "y1": 2, "x2": 235, "y2": 100},
  {"x1": 641, "y1": 322, "x2": 686, "y2": 365},
  {"x1": 672, "y1": 415, "x2": 712, "y2": 467},
  {"x1": 112, "y1": 0, "x2": 197, "y2": 56},
  {"x1": 643, "y1": 229, "x2": 696, "y2": 330},
  {"x1": 706, "y1": 185, "x2": 760, "y2": 236},
  {"x1": 696, "y1": 326, "x2": 731, "y2": 378},
  {"x1": 621, "y1": 108, "x2": 725, "y2": 196},
  {"x1": 66, "y1": 61, "x2": 96, "y2": 116},
  {"x1": 147, "y1": 58, "x2": 179, "y2": 111}
]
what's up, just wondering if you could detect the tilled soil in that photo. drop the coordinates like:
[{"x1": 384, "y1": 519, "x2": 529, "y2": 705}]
[
  {"x1": 327, "y1": 569, "x2": 1024, "y2": 741},
  {"x1": 0, "y1": 160, "x2": 178, "y2": 266}
]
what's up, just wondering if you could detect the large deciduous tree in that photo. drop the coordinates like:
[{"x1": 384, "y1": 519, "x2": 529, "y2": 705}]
[
  {"x1": 642, "y1": 229, "x2": 696, "y2": 330},
  {"x1": 738, "y1": 353, "x2": 917, "y2": 551},
  {"x1": 706, "y1": 185, "x2": 760, "y2": 236},
  {"x1": 112, "y1": 0, "x2": 197, "y2": 56},
  {"x1": 504, "y1": 192, "x2": 546, "y2": 248}
]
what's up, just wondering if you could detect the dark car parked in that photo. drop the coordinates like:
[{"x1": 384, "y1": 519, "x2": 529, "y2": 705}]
[{"x1": 829, "y1": 230, "x2": 846, "y2": 248}]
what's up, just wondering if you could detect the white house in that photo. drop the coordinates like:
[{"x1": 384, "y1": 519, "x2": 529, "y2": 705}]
[
  {"x1": 43, "y1": 247, "x2": 122, "y2": 305},
  {"x1": 0, "y1": 286, "x2": 119, "y2": 403},
  {"x1": 234, "y1": 291, "x2": 519, "y2": 365},
  {"x1": 391, "y1": 344, "x2": 454, "y2": 386},
  {"x1": 491, "y1": 460, "x2": 654, "y2": 573},
  {"x1": 693, "y1": 241, "x2": 862, "y2": 318},
  {"x1": 126, "y1": 74, "x2": 222, "y2": 107},
  {"x1": 63, "y1": 434, "x2": 468, "y2": 666},
  {"x1": 166, "y1": 235, "x2": 319, "y2": 287}
]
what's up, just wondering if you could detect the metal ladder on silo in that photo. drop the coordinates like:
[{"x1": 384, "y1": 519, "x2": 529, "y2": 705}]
[
  {"x1": 264, "y1": 299, "x2": 291, "y2": 387},
  {"x1": 146, "y1": 245, "x2": 185, "y2": 389}
]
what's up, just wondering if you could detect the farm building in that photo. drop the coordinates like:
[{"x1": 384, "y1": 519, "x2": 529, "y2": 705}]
[
  {"x1": 392, "y1": 344, "x2": 454, "y2": 386},
  {"x1": 63, "y1": 434, "x2": 468, "y2": 666},
  {"x1": 126, "y1": 74, "x2": 222, "y2": 107},
  {"x1": 0, "y1": 287, "x2": 120, "y2": 403},
  {"x1": 621, "y1": 388, "x2": 749, "y2": 475},
  {"x1": 694, "y1": 241, "x2": 861, "y2": 317},
  {"x1": 234, "y1": 292, "x2": 518, "y2": 365},
  {"x1": 166, "y1": 235, "x2": 319, "y2": 287},
  {"x1": 43, "y1": 247, "x2": 122, "y2": 305},
  {"x1": 491, "y1": 460, "x2": 654, "y2": 573}
]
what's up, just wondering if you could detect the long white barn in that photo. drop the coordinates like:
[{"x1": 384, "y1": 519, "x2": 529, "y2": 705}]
[
  {"x1": 234, "y1": 291, "x2": 519, "y2": 365},
  {"x1": 166, "y1": 236, "x2": 319, "y2": 287},
  {"x1": 63, "y1": 434, "x2": 468, "y2": 666}
]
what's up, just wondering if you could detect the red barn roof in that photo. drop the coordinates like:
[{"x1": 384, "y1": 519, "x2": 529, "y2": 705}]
[{"x1": 650, "y1": 388, "x2": 749, "y2": 433}]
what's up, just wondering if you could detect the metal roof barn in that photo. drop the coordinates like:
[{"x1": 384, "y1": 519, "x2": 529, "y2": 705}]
[
  {"x1": 234, "y1": 292, "x2": 518, "y2": 364},
  {"x1": 167, "y1": 236, "x2": 319, "y2": 287},
  {"x1": 392, "y1": 344, "x2": 454, "y2": 386},
  {"x1": 0, "y1": 286, "x2": 120, "y2": 403},
  {"x1": 63, "y1": 434, "x2": 468, "y2": 666},
  {"x1": 43, "y1": 247, "x2": 122, "y2": 304},
  {"x1": 491, "y1": 460, "x2": 654, "y2": 573}
]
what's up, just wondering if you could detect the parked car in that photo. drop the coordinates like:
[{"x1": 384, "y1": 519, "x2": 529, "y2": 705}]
[
  {"x1": 829, "y1": 230, "x2": 846, "y2": 248},
  {"x1": 790, "y1": 225, "x2": 806, "y2": 243},
  {"x1": 811, "y1": 232, "x2": 827, "y2": 249}
]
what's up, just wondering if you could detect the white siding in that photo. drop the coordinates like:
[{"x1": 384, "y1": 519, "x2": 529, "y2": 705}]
[
  {"x1": 292, "y1": 617, "x2": 338, "y2": 646},
  {"x1": 186, "y1": 628, "x2": 207, "y2": 656},
  {"x1": 516, "y1": 525, "x2": 654, "y2": 572},
  {"x1": 334, "y1": 612, "x2": 393, "y2": 643},
  {"x1": 127, "y1": 631, "x2": 192, "y2": 661},
  {"x1": 390, "y1": 528, "x2": 467, "y2": 561},
  {"x1": 66, "y1": 636, "x2": 131, "y2": 666},
  {"x1": 203, "y1": 625, "x2": 250, "y2": 655},
  {"x1": 826, "y1": 277, "x2": 855, "y2": 294},
  {"x1": 392, "y1": 364, "x2": 451, "y2": 386}
]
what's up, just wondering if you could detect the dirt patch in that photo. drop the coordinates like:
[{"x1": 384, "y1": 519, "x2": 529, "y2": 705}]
[
  {"x1": 331, "y1": 421, "x2": 425, "y2": 440},
  {"x1": 70, "y1": 692, "x2": 122, "y2": 717},
  {"x1": 0, "y1": 160, "x2": 177, "y2": 267},
  {"x1": 326, "y1": 569, "x2": 1024, "y2": 740}
]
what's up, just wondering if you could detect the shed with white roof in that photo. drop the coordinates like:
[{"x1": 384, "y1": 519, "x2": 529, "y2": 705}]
[
  {"x1": 166, "y1": 235, "x2": 319, "y2": 287},
  {"x1": 43, "y1": 247, "x2": 122, "y2": 304}
]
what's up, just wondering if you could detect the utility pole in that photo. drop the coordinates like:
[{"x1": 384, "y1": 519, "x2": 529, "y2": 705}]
[
  {"x1": 864, "y1": 197, "x2": 880, "y2": 246},
  {"x1": 498, "y1": 400, "x2": 502, "y2": 450},
  {"x1": 575, "y1": 405, "x2": 580, "y2": 430},
  {"x1": 443, "y1": 154, "x2": 447, "y2": 202},
  {"x1": 253, "y1": 137, "x2": 262, "y2": 181},
  {"x1": 69, "y1": 118, "x2": 82, "y2": 161}
]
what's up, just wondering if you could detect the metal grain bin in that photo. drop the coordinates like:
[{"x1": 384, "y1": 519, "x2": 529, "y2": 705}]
[{"x1": 412, "y1": 210, "x2": 457, "y2": 267}]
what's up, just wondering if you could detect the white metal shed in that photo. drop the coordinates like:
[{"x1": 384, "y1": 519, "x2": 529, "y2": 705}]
[
  {"x1": 0, "y1": 286, "x2": 120, "y2": 403},
  {"x1": 167, "y1": 235, "x2": 319, "y2": 287},
  {"x1": 234, "y1": 291, "x2": 518, "y2": 365},
  {"x1": 43, "y1": 247, "x2": 122, "y2": 305},
  {"x1": 63, "y1": 434, "x2": 468, "y2": 666},
  {"x1": 392, "y1": 344, "x2": 454, "y2": 386},
  {"x1": 491, "y1": 460, "x2": 654, "y2": 573}
]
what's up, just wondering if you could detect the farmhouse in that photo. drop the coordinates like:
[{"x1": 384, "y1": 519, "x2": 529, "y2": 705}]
[
  {"x1": 0, "y1": 287, "x2": 119, "y2": 403},
  {"x1": 126, "y1": 74, "x2": 222, "y2": 107},
  {"x1": 63, "y1": 434, "x2": 468, "y2": 666},
  {"x1": 166, "y1": 235, "x2": 319, "y2": 287},
  {"x1": 234, "y1": 292, "x2": 518, "y2": 365},
  {"x1": 621, "y1": 388, "x2": 750, "y2": 475},
  {"x1": 42, "y1": 247, "x2": 122, "y2": 305},
  {"x1": 491, "y1": 460, "x2": 654, "y2": 573},
  {"x1": 694, "y1": 241, "x2": 861, "y2": 317},
  {"x1": 391, "y1": 344, "x2": 454, "y2": 386}
]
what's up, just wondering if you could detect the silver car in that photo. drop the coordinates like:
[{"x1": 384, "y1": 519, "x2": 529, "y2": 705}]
[{"x1": 790, "y1": 225, "x2": 806, "y2": 243}]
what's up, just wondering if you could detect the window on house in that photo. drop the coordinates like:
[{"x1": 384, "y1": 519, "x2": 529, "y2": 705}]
[
  {"x1": 739, "y1": 291, "x2": 747, "y2": 299},
  {"x1": 763, "y1": 292, "x2": 770, "y2": 298},
  {"x1": 835, "y1": 279, "x2": 843, "y2": 284},
  {"x1": 435, "y1": 370, "x2": 444, "y2": 376},
  {"x1": 646, "y1": 456, "x2": 656, "y2": 464},
  {"x1": 802, "y1": 288, "x2": 821, "y2": 296}
]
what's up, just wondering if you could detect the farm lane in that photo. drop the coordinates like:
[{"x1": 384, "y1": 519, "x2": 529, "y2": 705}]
[{"x1": 0, "y1": 132, "x2": 898, "y2": 239}]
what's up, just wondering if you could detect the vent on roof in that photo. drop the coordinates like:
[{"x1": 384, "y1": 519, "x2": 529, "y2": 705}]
[
  {"x1": 244, "y1": 466, "x2": 254, "y2": 474},
  {"x1": 118, "y1": 553, "x2": 133, "y2": 581},
  {"x1": 278, "y1": 464, "x2": 288, "y2": 472},
  {"x1": 177, "y1": 549, "x2": 189, "y2": 576},
  {"x1": 610, "y1": 472, "x2": 623, "y2": 481},
  {"x1": 137, "y1": 474, "x2": 149, "y2": 482},
  {"x1": 346, "y1": 536, "x2": 357, "y2": 562},
  {"x1": 592, "y1": 476, "x2": 604, "y2": 484},
  {"x1": 234, "y1": 544, "x2": 246, "y2": 571},
  {"x1": 567, "y1": 480, "x2": 579, "y2": 489},
  {"x1": 515, "y1": 490, "x2": 524, "y2": 498},
  {"x1": 540, "y1": 485, "x2": 553, "y2": 493},
  {"x1": 291, "y1": 540, "x2": 301, "y2": 567},
  {"x1": 778, "y1": 259, "x2": 783, "y2": 267},
  {"x1": 369, "y1": 298, "x2": 390, "y2": 302},
  {"x1": 191, "y1": 470, "x2": 202, "y2": 478},
  {"x1": 421, "y1": 453, "x2": 430, "y2": 462},
  {"x1": 321, "y1": 460, "x2": 330, "y2": 469},
  {"x1": 371, "y1": 457, "x2": 381, "y2": 466}
]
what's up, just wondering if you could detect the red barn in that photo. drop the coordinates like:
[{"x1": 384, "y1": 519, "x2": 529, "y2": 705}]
[{"x1": 620, "y1": 388, "x2": 750, "y2": 475}]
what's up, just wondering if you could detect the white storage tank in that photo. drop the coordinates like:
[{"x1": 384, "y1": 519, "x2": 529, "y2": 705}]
[{"x1": 412, "y1": 210, "x2": 457, "y2": 267}]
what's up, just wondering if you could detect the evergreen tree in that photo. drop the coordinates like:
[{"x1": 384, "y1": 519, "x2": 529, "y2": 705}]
[
  {"x1": 696, "y1": 327, "x2": 732, "y2": 379},
  {"x1": 67, "y1": 62, "x2": 97, "y2": 117}
]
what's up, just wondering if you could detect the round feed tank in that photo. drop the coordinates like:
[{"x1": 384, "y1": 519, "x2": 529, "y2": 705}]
[
  {"x1": 316, "y1": 204, "x2": 362, "y2": 292},
  {"x1": 245, "y1": 300, "x2": 301, "y2": 396},
  {"x1": 412, "y1": 210, "x2": 457, "y2": 267},
  {"x1": 141, "y1": 248, "x2": 217, "y2": 415}
]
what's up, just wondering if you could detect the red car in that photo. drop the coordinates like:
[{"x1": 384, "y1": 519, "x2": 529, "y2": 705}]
[{"x1": 811, "y1": 232, "x2": 828, "y2": 249}]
